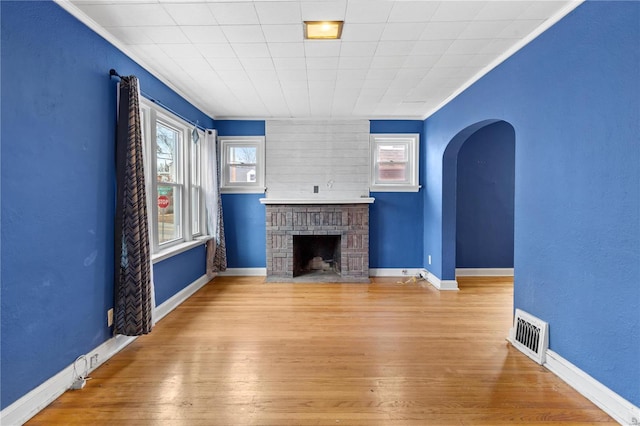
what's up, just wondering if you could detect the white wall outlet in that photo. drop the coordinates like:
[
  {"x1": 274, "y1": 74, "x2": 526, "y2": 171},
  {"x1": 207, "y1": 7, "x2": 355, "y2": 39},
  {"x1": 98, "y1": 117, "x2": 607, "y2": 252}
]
[
  {"x1": 428, "y1": 255, "x2": 432, "y2": 265},
  {"x1": 90, "y1": 354, "x2": 99, "y2": 369},
  {"x1": 402, "y1": 269, "x2": 408, "y2": 275},
  {"x1": 107, "y1": 308, "x2": 114, "y2": 327}
]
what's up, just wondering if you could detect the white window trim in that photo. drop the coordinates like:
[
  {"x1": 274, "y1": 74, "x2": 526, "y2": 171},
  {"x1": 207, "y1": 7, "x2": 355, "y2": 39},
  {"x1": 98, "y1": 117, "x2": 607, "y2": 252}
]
[
  {"x1": 370, "y1": 133, "x2": 420, "y2": 193},
  {"x1": 219, "y1": 136, "x2": 266, "y2": 194},
  {"x1": 140, "y1": 98, "x2": 207, "y2": 257}
]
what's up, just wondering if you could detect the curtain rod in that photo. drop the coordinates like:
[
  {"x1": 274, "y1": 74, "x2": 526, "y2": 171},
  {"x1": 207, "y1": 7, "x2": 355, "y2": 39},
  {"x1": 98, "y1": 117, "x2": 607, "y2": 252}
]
[{"x1": 109, "y1": 68, "x2": 208, "y2": 132}]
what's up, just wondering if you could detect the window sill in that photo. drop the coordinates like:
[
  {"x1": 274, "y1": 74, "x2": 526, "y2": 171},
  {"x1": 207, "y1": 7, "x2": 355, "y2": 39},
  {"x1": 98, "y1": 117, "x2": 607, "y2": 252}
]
[
  {"x1": 370, "y1": 185, "x2": 421, "y2": 193},
  {"x1": 220, "y1": 186, "x2": 266, "y2": 194},
  {"x1": 152, "y1": 236, "x2": 210, "y2": 264}
]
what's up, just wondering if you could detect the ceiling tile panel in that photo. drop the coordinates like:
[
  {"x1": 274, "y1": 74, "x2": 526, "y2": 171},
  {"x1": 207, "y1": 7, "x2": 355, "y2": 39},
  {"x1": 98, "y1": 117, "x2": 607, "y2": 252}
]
[
  {"x1": 300, "y1": 1, "x2": 347, "y2": 21},
  {"x1": 340, "y1": 23, "x2": 385, "y2": 42},
  {"x1": 338, "y1": 56, "x2": 373, "y2": 69},
  {"x1": 208, "y1": 2, "x2": 259, "y2": 25},
  {"x1": 402, "y1": 55, "x2": 441, "y2": 69},
  {"x1": 387, "y1": 2, "x2": 440, "y2": 23},
  {"x1": 207, "y1": 57, "x2": 244, "y2": 70},
  {"x1": 239, "y1": 57, "x2": 276, "y2": 70},
  {"x1": 419, "y1": 21, "x2": 468, "y2": 40},
  {"x1": 375, "y1": 41, "x2": 416, "y2": 57},
  {"x1": 195, "y1": 43, "x2": 236, "y2": 58},
  {"x1": 446, "y1": 39, "x2": 493, "y2": 55},
  {"x1": 160, "y1": 43, "x2": 202, "y2": 58},
  {"x1": 337, "y1": 68, "x2": 369, "y2": 81},
  {"x1": 181, "y1": 26, "x2": 227, "y2": 44},
  {"x1": 430, "y1": 2, "x2": 486, "y2": 22},
  {"x1": 411, "y1": 40, "x2": 453, "y2": 56},
  {"x1": 140, "y1": 26, "x2": 190, "y2": 44},
  {"x1": 306, "y1": 57, "x2": 340, "y2": 70},
  {"x1": 273, "y1": 57, "x2": 307, "y2": 70},
  {"x1": 262, "y1": 24, "x2": 303, "y2": 43},
  {"x1": 304, "y1": 41, "x2": 341, "y2": 57},
  {"x1": 370, "y1": 56, "x2": 403, "y2": 69},
  {"x1": 475, "y1": 1, "x2": 534, "y2": 21},
  {"x1": 255, "y1": 1, "x2": 302, "y2": 24},
  {"x1": 307, "y1": 69, "x2": 338, "y2": 81},
  {"x1": 344, "y1": 1, "x2": 393, "y2": 23},
  {"x1": 380, "y1": 23, "x2": 427, "y2": 41},
  {"x1": 232, "y1": 42, "x2": 271, "y2": 58},
  {"x1": 339, "y1": 42, "x2": 378, "y2": 57},
  {"x1": 268, "y1": 42, "x2": 305, "y2": 58},
  {"x1": 458, "y1": 21, "x2": 513, "y2": 40},
  {"x1": 161, "y1": 3, "x2": 217, "y2": 25},
  {"x1": 221, "y1": 25, "x2": 266, "y2": 43}
]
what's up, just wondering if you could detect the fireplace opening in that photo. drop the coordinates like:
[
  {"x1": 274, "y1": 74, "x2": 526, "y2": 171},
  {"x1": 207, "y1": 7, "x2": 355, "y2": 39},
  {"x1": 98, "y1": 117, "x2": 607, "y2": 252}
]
[{"x1": 293, "y1": 235, "x2": 341, "y2": 278}]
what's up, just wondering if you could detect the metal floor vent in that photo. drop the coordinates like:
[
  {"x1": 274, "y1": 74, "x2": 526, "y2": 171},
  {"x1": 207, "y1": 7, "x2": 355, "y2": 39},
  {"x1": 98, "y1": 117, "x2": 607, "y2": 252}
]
[{"x1": 508, "y1": 309, "x2": 549, "y2": 365}]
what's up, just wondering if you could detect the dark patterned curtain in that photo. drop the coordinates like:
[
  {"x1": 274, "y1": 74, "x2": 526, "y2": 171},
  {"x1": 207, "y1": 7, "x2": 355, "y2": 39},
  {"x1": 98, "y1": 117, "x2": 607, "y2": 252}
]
[
  {"x1": 114, "y1": 76, "x2": 153, "y2": 336},
  {"x1": 205, "y1": 130, "x2": 227, "y2": 277}
]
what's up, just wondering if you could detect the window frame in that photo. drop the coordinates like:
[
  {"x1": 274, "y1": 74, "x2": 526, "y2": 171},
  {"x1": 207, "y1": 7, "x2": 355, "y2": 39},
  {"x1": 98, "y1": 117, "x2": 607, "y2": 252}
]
[
  {"x1": 219, "y1": 136, "x2": 266, "y2": 194},
  {"x1": 140, "y1": 98, "x2": 206, "y2": 256},
  {"x1": 369, "y1": 133, "x2": 420, "y2": 193}
]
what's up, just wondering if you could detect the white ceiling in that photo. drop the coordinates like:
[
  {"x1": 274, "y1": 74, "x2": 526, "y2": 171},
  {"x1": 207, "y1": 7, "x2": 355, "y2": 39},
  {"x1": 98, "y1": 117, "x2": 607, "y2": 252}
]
[{"x1": 62, "y1": 0, "x2": 580, "y2": 120}]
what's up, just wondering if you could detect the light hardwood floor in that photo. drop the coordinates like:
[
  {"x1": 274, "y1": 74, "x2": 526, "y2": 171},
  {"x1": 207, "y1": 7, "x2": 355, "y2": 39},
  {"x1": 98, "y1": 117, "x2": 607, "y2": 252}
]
[{"x1": 28, "y1": 276, "x2": 615, "y2": 425}]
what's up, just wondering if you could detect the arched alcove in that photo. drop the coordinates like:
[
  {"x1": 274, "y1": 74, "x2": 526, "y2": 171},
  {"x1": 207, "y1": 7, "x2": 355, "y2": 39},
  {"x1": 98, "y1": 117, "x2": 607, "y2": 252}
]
[{"x1": 441, "y1": 120, "x2": 515, "y2": 280}]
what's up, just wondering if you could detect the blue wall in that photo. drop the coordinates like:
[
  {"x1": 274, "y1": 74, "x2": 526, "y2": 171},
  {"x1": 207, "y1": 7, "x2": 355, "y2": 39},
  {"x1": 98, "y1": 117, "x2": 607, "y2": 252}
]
[
  {"x1": 216, "y1": 121, "x2": 267, "y2": 268},
  {"x1": 423, "y1": 1, "x2": 639, "y2": 405},
  {"x1": 154, "y1": 247, "x2": 207, "y2": 305},
  {"x1": 216, "y1": 120, "x2": 426, "y2": 270},
  {"x1": 370, "y1": 120, "x2": 424, "y2": 268},
  {"x1": 1, "y1": 1, "x2": 213, "y2": 409},
  {"x1": 455, "y1": 121, "x2": 515, "y2": 268}
]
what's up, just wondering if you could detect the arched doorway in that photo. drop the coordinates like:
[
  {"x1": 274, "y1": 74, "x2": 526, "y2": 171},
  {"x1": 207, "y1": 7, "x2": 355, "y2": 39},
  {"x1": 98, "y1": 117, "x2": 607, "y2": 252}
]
[{"x1": 441, "y1": 120, "x2": 515, "y2": 281}]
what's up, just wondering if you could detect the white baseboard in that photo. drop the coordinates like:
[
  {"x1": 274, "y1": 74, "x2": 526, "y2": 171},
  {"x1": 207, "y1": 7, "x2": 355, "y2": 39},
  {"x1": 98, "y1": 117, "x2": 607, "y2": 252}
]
[
  {"x1": 155, "y1": 274, "x2": 210, "y2": 322},
  {"x1": 217, "y1": 268, "x2": 266, "y2": 276},
  {"x1": 455, "y1": 268, "x2": 514, "y2": 277},
  {"x1": 1, "y1": 274, "x2": 210, "y2": 426},
  {"x1": 544, "y1": 349, "x2": 639, "y2": 425},
  {"x1": 420, "y1": 269, "x2": 459, "y2": 291},
  {"x1": 369, "y1": 268, "x2": 423, "y2": 277}
]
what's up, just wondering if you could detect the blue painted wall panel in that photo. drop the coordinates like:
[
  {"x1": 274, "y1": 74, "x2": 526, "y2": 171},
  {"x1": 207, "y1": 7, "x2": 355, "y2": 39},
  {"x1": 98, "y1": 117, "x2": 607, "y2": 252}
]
[
  {"x1": 221, "y1": 194, "x2": 266, "y2": 268},
  {"x1": 214, "y1": 121, "x2": 267, "y2": 268},
  {"x1": 0, "y1": 1, "x2": 211, "y2": 409},
  {"x1": 154, "y1": 247, "x2": 206, "y2": 306},
  {"x1": 456, "y1": 121, "x2": 515, "y2": 268},
  {"x1": 216, "y1": 120, "x2": 265, "y2": 136},
  {"x1": 369, "y1": 120, "x2": 424, "y2": 268},
  {"x1": 424, "y1": 1, "x2": 639, "y2": 405}
]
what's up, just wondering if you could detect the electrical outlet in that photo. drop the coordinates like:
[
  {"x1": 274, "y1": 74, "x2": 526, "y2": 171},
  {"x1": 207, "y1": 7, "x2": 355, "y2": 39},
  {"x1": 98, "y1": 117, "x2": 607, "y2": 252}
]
[
  {"x1": 402, "y1": 269, "x2": 408, "y2": 275},
  {"x1": 428, "y1": 255, "x2": 432, "y2": 265},
  {"x1": 90, "y1": 354, "x2": 99, "y2": 369},
  {"x1": 313, "y1": 185, "x2": 319, "y2": 193},
  {"x1": 107, "y1": 308, "x2": 114, "y2": 327}
]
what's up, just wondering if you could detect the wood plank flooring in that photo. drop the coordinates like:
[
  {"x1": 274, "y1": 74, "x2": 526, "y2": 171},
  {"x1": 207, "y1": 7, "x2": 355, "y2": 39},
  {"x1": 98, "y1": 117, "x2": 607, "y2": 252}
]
[{"x1": 27, "y1": 276, "x2": 615, "y2": 425}]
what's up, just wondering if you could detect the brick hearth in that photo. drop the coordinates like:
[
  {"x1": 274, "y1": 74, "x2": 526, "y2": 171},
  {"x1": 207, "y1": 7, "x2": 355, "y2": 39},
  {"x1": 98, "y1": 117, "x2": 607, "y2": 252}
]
[{"x1": 265, "y1": 204, "x2": 369, "y2": 282}]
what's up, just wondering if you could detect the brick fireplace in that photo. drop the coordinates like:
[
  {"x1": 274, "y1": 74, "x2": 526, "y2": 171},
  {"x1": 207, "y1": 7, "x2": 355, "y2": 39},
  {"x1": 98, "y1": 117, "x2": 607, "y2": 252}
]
[{"x1": 264, "y1": 202, "x2": 371, "y2": 283}]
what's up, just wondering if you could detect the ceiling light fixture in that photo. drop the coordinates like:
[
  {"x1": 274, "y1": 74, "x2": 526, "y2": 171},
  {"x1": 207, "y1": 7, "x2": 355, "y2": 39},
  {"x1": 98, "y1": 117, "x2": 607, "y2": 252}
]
[{"x1": 304, "y1": 21, "x2": 343, "y2": 40}]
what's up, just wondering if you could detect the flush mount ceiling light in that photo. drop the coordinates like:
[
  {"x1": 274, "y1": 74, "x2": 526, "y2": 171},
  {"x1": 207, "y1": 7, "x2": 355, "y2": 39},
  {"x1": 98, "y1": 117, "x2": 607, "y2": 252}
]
[{"x1": 304, "y1": 21, "x2": 343, "y2": 40}]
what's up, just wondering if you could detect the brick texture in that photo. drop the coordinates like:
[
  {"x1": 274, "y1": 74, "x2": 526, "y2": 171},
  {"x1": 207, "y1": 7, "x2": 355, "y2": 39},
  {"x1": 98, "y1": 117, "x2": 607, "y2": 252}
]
[{"x1": 265, "y1": 204, "x2": 369, "y2": 282}]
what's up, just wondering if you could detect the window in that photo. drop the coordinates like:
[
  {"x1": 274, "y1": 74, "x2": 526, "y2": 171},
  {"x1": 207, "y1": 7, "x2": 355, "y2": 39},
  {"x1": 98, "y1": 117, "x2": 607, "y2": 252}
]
[
  {"x1": 370, "y1": 133, "x2": 420, "y2": 192},
  {"x1": 140, "y1": 99, "x2": 205, "y2": 254},
  {"x1": 219, "y1": 136, "x2": 265, "y2": 193}
]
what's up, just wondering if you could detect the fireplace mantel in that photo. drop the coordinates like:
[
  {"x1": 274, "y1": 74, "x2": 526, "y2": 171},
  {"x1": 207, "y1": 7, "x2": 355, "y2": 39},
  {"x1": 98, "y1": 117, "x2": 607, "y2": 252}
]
[{"x1": 260, "y1": 197, "x2": 375, "y2": 205}]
